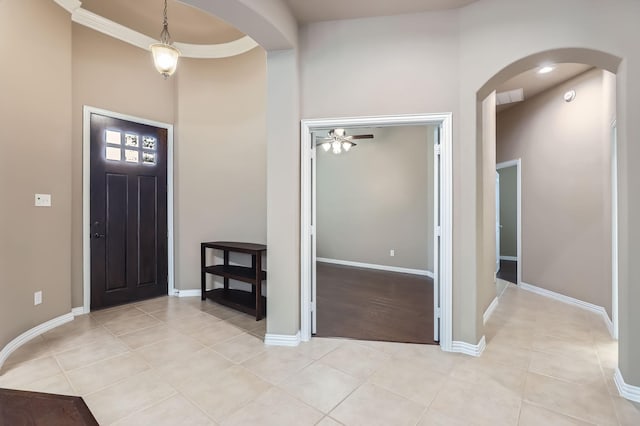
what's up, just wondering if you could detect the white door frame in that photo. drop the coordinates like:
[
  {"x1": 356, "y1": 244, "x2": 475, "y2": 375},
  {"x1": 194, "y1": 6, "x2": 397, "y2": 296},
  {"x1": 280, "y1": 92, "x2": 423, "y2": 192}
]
[
  {"x1": 496, "y1": 159, "x2": 522, "y2": 285},
  {"x1": 82, "y1": 106, "x2": 175, "y2": 313},
  {"x1": 611, "y1": 120, "x2": 618, "y2": 339},
  {"x1": 300, "y1": 113, "x2": 454, "y2": 351}
]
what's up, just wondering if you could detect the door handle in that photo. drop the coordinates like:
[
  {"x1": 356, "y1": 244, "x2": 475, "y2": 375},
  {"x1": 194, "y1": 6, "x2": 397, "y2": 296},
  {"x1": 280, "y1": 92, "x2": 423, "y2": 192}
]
[{"x1": 92, "y1": 233, "x2": 105, "y2": 239}]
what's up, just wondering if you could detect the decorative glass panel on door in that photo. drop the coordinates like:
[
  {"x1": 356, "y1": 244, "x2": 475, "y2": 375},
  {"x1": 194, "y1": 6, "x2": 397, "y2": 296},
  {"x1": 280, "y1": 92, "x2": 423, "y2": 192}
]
[
  {"x1": 106, "y1": 130, "x2": 121, "y2": 145},
  {"x1": 143, "y1": 136, "x2": 156, "y2": 150},
  {"x1": 125, "y1": 134, "x2": 139, "y2": 147},
  {"x1": 105, "y1": 146, "x2": 121, "y2": 161},
  {"x1": 125, "y1": 149, "x2": 139, "y2": 163},
  {"x1": 142, "y1": 152, "x2": 156, "y2": 164}
]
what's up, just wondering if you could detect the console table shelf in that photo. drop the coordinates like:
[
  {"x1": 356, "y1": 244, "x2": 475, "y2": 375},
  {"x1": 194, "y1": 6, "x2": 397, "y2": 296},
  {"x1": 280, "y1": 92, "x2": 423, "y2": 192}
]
[{"x1": 201, "y1": 241, "x2": 267, "y2": 321}]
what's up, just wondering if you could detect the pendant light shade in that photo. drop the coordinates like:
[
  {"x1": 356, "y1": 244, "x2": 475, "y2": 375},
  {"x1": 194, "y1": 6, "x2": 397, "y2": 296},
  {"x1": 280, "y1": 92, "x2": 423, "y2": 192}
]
[
  {"x1": 151, "y1": 0, "x2": 180, "y2": 78},
  {"x1": 151, "y1": 43, "x2": 180, "y2": 77}
]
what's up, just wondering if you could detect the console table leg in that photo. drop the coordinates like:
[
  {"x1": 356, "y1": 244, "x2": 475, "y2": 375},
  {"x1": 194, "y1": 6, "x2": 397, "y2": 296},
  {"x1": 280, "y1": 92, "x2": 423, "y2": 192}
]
[
  {"x1": 255, "y1": 254, "x2": 262, "y2": 321},
  {"x1": 200, "y1": 244, "x2": 206, "y2": 300},
  {"x1": 223, "y1": 250, "x2": 229, "y2": 292}
]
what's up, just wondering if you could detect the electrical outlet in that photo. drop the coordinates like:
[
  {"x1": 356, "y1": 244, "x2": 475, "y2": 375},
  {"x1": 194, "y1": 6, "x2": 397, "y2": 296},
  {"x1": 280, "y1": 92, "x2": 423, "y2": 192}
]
[
  {"x1": 390, "y1": 249, "x2": 395, "y2": 257},
  {"x1": 35, "y1": 194, "x2": 51, "y2": 207},
  {"x1": 34, "y1": 291, "x2": 42, "y2": 305}
]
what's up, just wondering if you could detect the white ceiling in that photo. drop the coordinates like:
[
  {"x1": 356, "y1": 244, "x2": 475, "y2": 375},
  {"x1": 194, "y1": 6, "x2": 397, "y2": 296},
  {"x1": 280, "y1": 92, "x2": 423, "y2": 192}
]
[
  {"x1": 284, "y1": 0, "x2": 479, "y2": 23},
  {"x1": 496, "y1": 63, "x2": 593, "y2": 112}
]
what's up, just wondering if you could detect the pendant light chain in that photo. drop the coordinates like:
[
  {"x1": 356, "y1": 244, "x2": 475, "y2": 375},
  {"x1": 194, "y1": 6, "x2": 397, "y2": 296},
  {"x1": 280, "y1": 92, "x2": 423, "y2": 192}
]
[{"x1": 160, "y1": 0, "x2": 171, "y2": 45}]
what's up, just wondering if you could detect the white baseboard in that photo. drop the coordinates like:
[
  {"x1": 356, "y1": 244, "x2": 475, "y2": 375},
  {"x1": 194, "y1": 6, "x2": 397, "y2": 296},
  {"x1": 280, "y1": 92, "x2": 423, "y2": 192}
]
[
  {"x1": 483, "y1": 297, "x2": 499, "y2": 325},
  {"x1": 450, "y1": 336, "x2": 486, "y2": 357},
  {"x1": 614, "y1": 368, "x2": 640, "y2": 403},
  {"x1": 72, "y1": 307, "x2": 88, "y2": 316},
  {"x1": 499, "y1": 256, "x2": 518, "y2": 261},
  {"x1": 0, "y1": 312, "x2": 74, "y2": 370},
  {"x1": 316, "y1": 257, "x2": 433, "y2": 278},
  {"x1": 264, "y1": 331, "x2": 301, "y2": 347},
  {"x1": 520, "y1": 282, "x2": 614, "y2": 338},
  {"x1": 174, "y1": 289, "x2": 202, "y2": 298}
]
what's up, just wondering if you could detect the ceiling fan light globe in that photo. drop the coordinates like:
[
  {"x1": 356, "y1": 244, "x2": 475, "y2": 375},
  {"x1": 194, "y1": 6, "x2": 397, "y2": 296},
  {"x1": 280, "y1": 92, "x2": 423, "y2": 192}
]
[
  {"x1": 322, "y1": 142, "x2": 331, "y2": 152},
  {"x1": 342, "y1": 142, "x2": 352, "y2": 151}
]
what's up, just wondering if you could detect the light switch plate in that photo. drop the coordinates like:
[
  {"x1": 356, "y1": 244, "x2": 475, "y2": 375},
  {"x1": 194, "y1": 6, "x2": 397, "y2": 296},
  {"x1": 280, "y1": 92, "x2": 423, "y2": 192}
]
[
  {"x1": 34, "y1": 291, "x2": 42, "y2": 305},
  {"x1": 35, "y1": 194, "x2": 51, "y2": 207}
]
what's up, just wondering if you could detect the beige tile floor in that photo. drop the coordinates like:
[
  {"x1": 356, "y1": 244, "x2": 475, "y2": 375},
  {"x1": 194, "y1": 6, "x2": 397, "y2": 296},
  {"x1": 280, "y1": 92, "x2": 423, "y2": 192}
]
[{"x1": 1, "y1": 285, "x2": 639, "y2": 425}]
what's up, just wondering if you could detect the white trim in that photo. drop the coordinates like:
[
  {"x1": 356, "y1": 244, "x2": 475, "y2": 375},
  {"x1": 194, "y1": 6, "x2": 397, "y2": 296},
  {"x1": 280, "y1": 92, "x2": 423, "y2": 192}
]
[
  {"x1": 497, "y1": 159, "x2": 522, "y2": 285},
  {"x1": 0, "y1": 312, "x2": 74, "y2": 370},
  {"x1": 53, "y1": 0, "x2": 81, "y2": 13},
  {"x1": 175, "y1": 38, "x2": 259, "y2": 59},
  {"x1": 451, "y1": 336, "x2": 486, "y2": 357},
  {"x1": 71, "y1": 307, "x2": 87, "y2": 316},
  {"x1": 175, "y1": 289, "x2": 202, "y2": 298},
  {"x1": 264, "y1": 332, "x2": 301, "y2": 347},
  {"x1": 611, "y1": 121, "x2": 619, "y2": 340},
  {"x1": 316, "y1": 257, "x2": 433, "y2": 278},
  {"x1": 82, "y1": 106, "x2": 175, "y2": 313},
  {"x1": 300, "y1": 113, "x2": 453, "y2": 353},
  {"x1": 614, "y1": 368, "x2": 640, "y2": 403},
  {"x1": 499, "y1": 256, "x2": 517, "y2": 262},
  {"x1": 483, "y1": 297, "x2": 499, "y2": 324},
  {"x1": 520, "y1": 281, "x2": 614, "y2": 337},
  {"x1": 70, "y1": 8, "x2": 257, "y2": 59}
]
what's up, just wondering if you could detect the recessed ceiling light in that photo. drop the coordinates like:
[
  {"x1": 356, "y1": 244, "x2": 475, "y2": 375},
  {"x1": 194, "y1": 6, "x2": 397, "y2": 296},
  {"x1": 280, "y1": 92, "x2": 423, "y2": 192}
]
[{"x1": 538, "y1": 66, "x2": 555, "y2": 74}]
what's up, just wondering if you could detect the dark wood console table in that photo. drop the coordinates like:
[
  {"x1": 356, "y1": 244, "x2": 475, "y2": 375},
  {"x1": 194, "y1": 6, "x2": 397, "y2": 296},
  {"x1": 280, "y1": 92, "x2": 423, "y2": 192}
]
[{"x1": 201, "y1": 241, "x2": 267, "y2": 320}]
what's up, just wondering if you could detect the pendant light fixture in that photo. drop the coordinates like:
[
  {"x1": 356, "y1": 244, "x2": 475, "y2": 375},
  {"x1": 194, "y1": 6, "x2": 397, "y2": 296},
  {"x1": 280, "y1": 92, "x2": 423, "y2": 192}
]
[{"x1": 150, "y1": 0, "x2": 180, "y2": 78}]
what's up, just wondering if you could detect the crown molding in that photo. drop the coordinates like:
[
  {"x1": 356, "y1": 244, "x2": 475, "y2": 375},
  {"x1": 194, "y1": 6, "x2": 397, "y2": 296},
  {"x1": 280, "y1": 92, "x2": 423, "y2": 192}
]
[
  {"x1": 53, "y1": 0, "x2": 82, "y2": 13},
  {"x1": 175, "y1": 37, "x2": 259, "y2": 59},
  {"x1": 55, "y1": 1, "x2": 258, "y2": 59}
]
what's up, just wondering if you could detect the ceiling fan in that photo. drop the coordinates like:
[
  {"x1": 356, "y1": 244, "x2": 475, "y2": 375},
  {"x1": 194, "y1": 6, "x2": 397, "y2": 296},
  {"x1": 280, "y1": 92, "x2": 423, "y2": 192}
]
[{"x1": 316, "y1": 128, "x2": 374, "y2": 154}]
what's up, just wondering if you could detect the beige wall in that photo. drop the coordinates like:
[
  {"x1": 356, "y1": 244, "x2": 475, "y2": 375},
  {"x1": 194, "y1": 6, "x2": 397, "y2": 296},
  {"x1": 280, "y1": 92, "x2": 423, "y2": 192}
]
[
  {"x1": 316, "y1": 126, "x2": 434, "y2": 271},
  {"x1": 298, "y1": 9, "x2": 472, "y2": 339},
  {"x1": 71, "y1": 25, "x2": 176, "y2": 307},
  {"x1": 0, "y1": 0, "x2": 72, "y2": 350},
  {"x1": 498, "y1": 165, "x2": 517, "y2": 258},
  {"x1": 497, "y1": 68, "x2": 613, "y2": 315},
  {"x1": 478, "y1": 91, "x2": 497, "y2": 320},
  {"x1": 175, "y1": 51, "x2": 267, "y2": 291}
]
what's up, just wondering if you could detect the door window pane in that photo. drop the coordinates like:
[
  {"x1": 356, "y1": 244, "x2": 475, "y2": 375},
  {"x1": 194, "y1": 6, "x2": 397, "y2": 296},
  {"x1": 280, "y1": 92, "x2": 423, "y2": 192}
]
[
  {"x1": 125, "y1": 134, "x2": 139, "y2": 147},
  {"x1": 142, "y1": 152, "x2": 156, "y2": 164},
  {"x1": 125, "y1": 149, "x2": 139, "y2": 163},
  {"x1": 106, "y1": 146, "x2": 121, "y2": 161},
  {"x1": 143, "y1": 136, "x2": 156, "y2": 150},
  {"x1": 106, "y1": 130, "x2": 121, "y2": 145}
]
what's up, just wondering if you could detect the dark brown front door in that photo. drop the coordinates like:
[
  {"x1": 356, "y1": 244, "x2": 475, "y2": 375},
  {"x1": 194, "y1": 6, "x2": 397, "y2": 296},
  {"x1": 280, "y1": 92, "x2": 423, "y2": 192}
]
[{"x1": 90, "y1": 113, "x2": 168, "y2": 309}]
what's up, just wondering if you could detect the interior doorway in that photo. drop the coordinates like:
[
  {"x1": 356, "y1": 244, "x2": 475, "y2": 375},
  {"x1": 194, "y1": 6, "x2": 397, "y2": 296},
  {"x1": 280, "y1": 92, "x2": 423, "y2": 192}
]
[
  {"x1": 300, "y1": 113, "x2": 453, "y2": 350},
  {"x1": 485, "y1": 61, "x2": 617, "y2": 338},
  {"x1": 313, "y1": 125, "x2": 437, "y2": 344},
  {"x1": 496, "y1": 159, "x2": 521, "y2": 285}
]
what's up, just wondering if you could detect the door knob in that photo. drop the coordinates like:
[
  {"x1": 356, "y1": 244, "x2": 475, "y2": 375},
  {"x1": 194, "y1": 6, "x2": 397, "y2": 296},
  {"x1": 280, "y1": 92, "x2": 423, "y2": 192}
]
[{"x1": 92, "y1": 233, "x2": 105, "y2": 239}]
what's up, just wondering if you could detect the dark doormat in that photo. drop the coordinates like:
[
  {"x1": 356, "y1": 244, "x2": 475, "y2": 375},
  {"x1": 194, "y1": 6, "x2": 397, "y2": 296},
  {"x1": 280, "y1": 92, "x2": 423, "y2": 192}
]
[{"x1": 0, "y1": 388, "x2": 98, "y2": 426}]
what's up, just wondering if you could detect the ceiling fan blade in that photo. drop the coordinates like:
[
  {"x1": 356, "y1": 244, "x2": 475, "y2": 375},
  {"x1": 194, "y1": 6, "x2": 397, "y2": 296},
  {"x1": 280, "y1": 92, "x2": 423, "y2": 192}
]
[{"x1": 351, "y1": 134, "x2": 374, "y2": 139}]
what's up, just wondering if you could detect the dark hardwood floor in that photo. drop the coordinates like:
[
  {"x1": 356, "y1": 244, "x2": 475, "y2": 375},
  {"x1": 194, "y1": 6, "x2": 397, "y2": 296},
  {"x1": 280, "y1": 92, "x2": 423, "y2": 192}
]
[
  {"x1": 315, "y1": 262, "x2": 437, "y2": 344},
  {"x1": 0, "y1": 388, "x2": 98, "y2": 426},
  {"x1": 497, "y1": 259, "x2": 518, "y2": 284}
]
